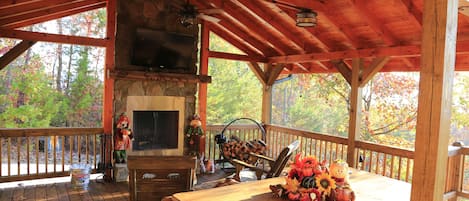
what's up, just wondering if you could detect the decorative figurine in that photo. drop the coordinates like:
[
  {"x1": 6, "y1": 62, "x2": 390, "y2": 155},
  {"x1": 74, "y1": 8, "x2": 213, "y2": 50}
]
[
  {"x1": 114, "y1": 113, "x2": 132, "y2": 163},
  {"x1": 329, "y1": 159, "x2": 350, "y2": 187},
  {"x1": 185, "y1": 114, "x2": 205, "y2": 156}
]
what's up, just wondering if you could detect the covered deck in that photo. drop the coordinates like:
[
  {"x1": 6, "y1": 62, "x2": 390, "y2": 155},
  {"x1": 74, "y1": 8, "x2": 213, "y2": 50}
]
[{"x1": 1, "y1": 0, "x2": 469, "y2": 201}]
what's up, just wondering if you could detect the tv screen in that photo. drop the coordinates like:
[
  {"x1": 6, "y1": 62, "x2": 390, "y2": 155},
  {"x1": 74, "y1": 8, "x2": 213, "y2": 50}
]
[{"x1": 131, "y1": 28, "x2": 195, "y2": 71}]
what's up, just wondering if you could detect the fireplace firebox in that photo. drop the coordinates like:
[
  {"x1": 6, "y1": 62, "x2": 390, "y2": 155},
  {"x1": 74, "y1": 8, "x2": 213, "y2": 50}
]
[
  {"x1": 126, "y1": 96, "x2": 185, "y2": 156},
  {"x1": 132, "y1": 110, "x2": 179, "y2": 151}
]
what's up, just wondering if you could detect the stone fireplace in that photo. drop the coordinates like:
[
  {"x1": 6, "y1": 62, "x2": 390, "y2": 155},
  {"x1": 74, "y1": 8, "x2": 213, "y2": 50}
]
[{"x1": 113, "y1": 0, "x2": 202, "y2": 156}]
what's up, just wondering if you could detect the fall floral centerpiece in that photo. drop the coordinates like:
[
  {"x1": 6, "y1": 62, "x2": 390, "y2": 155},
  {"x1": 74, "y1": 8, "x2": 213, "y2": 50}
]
[{"x1": 269, "y1": 154, "x2": 355, "y2": 201}]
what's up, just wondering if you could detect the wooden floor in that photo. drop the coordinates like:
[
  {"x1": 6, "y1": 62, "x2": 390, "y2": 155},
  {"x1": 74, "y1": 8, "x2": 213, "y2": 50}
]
[
  {"x1": 0, "y1": 180, "x2": 129, "y2": 201},
  {"x1": 0, "y1": 170, "x2": 233, "y2": 201}
]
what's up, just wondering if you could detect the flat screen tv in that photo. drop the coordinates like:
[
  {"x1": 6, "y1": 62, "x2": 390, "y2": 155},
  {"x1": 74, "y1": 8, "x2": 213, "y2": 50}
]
[{"x1": 131, "y1": 28, "x2": 195, "y2": 72}]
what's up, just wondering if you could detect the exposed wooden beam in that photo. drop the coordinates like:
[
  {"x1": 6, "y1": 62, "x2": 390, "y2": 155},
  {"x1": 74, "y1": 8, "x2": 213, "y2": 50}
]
[
  {"x1": 0, "y1": 28, "x2": 107, "y2": 47},
  {"x1": 0, "y1": 40, "x2": 36, "y2": 71},
  {"x1": 410, "y1": 0, "x2": 458, "y2": 200},
  {"x1": 5, "y1": 3, "x2": 105, "y2": 29},
  {"x1": 359, "y1": 57, "x2": 390, "y2": 87},
  {"x1": 209, "y1": 25, "x2": 265, "y2": 57},
  {"x1": 266, "y1": 63, "x2": 285, "y2": 85},
  {"x1": 244, "y1": 0, "x2": 329, "y2": 53},
  {"x1": 231, "y1": 0, "x2": 305, "y2": 53},
  {"x1": 0, "y1": 0, "x2": 73, "y2": 18},
  {"x1": 0, "y1": 0, "x2": 39, "y2": 9},
  {"x1": 352, "y1": 0, "x2": 399, "y2": 45},
  {"x1": 208, "y1": 51, "x2": 267, "y2": 62},
  {"x1": 268, "y1": 42, "x2": 469, "y2": 63},
  {"x1": 248, "y1": 62, "x2": 267, "y2": 86},
  {"x1": 331, "y1": 59, "x2": 352, "y2": 85},
  {"x1": 269, "y1": 45, "x2": 419, "y2": 63},
  {"x1": 0, "y1": 0, "x2": 106, "y2": 27},
  {"x1": 191, "y1": 0, "x2": 275, "y2": 56},
  {"x1": 401, "y1": 0, "x2": 423, "y2": 26}
]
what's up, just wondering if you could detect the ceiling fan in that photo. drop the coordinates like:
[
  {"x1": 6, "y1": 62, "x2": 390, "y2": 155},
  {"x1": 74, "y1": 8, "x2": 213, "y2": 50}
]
[
  {"x1": 172, "y1": 1, "x2": 223, "y2": 27},
  {"x1": 459, "y1": 0, "x2": 469, "y2": 17}
]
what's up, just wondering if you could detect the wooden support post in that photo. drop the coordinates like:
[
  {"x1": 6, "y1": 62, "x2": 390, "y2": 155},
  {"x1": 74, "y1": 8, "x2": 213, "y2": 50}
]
[
  {"x1": 410, "y1": 0, "x2": 458, "y2": 200},
  {"x1": 0, "y1": 40, "x2": 36, "y2": 71},
  {"x1": 262, "y1": 85, "x2": 272, "y2": 125},
  {"x1": 103, "y1": 0, "x2": 116, "y2": 181},
  {"x1": 261, "y1": 63, "x2": 273, "y2": 124},
  {"x1": 346, "y1": 58, "x2": 363, "y2": 167},
  {"x1": 198, "y1": 22, "x2": 209, "y2": 132}
]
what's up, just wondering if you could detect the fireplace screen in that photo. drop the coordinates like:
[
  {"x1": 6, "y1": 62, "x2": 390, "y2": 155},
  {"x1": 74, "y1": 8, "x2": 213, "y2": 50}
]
[{"x1": 132, "y1": 111, "x2": 179, "y2": 151}]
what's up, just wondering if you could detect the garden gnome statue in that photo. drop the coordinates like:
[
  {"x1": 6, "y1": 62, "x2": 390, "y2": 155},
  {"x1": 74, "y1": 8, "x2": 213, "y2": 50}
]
[
  {"x1": 114, "y1": 113, "x2": 132, "y2": 163},
  {"x1": 185, "y1": 114, "x2": 205, "y2": 156}
]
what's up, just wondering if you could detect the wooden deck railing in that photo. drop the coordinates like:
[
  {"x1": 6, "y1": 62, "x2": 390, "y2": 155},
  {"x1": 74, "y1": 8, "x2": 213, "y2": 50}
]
[
  {"x1": 444, "y1": 143, "x2": 469, "y2": 201},
  {"x1": 0, "y1": 128, "x2": 104, "y2": 182},
  {"x1": 355, "y1": 141, "x2": 414, "y2": 182},
  {"x1": 205, "y1": 124, "x2": 414, "y2": 183}
]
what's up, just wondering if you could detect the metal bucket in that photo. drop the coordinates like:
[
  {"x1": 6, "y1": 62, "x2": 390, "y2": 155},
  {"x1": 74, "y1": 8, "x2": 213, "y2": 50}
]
[{"x1": 70, "y1": 164, "x2": 91, "y2": 190}]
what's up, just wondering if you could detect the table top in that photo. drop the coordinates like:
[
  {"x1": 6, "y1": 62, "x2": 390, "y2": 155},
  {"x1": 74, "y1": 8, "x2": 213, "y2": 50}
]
[{"x1": 172, "y1": 169, "x2": 411, "y2": 201}]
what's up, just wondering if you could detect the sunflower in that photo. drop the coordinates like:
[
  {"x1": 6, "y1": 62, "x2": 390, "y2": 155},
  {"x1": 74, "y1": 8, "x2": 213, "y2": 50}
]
[{"x1": 315, "y1": 173, "x2": 336, "y2": 196}]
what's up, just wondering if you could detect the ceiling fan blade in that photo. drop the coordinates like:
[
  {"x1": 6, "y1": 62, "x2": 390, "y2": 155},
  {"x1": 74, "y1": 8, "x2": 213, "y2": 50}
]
[
  {"x1": 199, "y1": 8, "x2": 223, "y2": 15},
  {"x1": 459, "y1": 0, "x2": 469, "y2": 17},
  {"x1": 197, "y1": 14, "x2": 221, "y2": 23}
]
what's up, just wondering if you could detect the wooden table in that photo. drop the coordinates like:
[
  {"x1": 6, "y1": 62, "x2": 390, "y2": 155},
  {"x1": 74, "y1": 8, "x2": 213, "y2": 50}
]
[{"x1": 172, "y1": 169, "x2": 411, "y2": 201}]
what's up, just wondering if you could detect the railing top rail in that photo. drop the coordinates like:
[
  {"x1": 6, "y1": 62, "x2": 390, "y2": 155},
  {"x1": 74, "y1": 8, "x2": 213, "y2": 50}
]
[
  {"x1": 355, "y1": 141, "x2": 414, "y2": 159},
  {"x1": 207, "y1": 124, "x2": 260, "y2": 130},
  {"x1": 265, "y1": 124, "x2": 349, "y2": 145},
  {"x1": 0, "y1": 127, "x2": 104, "y2": 137}
]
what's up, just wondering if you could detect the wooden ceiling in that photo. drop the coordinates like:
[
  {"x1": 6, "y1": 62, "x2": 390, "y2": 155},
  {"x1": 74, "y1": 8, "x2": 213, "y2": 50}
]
[
  {"x1": 188, "y1": 0, "x2": 469, "y2": 73},
  {"x1": 1, "y1": 0, "x2": 469, "y2": 73}
]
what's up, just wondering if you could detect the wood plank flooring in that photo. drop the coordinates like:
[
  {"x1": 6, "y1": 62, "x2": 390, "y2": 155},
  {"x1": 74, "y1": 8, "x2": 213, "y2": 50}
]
[
  {"x1": 0, "y1": 170, "x2": 233, "y2": 201},
  {"x1": 0, "y1": 181, "x2": 129, "y2": 201}
]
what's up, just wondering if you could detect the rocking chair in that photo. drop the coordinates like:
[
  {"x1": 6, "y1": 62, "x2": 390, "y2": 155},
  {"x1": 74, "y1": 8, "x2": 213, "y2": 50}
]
[{"x1": 231, "y1": 140, "x2": 300, "y2": 181}]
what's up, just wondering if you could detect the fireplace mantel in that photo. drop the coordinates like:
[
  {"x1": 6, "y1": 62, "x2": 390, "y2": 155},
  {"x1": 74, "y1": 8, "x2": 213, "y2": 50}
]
[{"x1": 109, "y1": 69, "x2": 211, "y2": 83}]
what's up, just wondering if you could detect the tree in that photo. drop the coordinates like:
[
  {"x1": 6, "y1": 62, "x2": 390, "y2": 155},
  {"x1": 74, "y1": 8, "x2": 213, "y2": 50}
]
[
  {"x1": 0, "y1": 40, "x2": 61, "y2": 128},
  {"x1": 272, "y1": 72, "x2": 419, "y2": 148},
  {"x1": 206, "y1": 33, "x2": 262, "y2": 124}
]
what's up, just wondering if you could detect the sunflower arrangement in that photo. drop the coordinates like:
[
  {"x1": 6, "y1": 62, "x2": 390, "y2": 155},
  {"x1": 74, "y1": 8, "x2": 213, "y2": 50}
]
[{"x1": 270, "y1": 154, "x2": 355, "y2": 201}]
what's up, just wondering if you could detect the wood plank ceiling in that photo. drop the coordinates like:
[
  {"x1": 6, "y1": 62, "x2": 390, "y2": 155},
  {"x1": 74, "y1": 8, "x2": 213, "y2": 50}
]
[
  {"x1": 1, "y1": 0, "x2": 469, "y2": 73},
  {"x1": 188, "y1": 0, "x2": 469, "y2": 73}
]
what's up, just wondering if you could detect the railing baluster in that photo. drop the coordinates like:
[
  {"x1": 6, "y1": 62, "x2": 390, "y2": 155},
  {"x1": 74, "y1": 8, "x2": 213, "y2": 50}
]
[
  {"x1": 375, "y1": 152, "x2": 380, "y2": 174},
  {"x1": 53, "y1": 136, "x2": 57, "y2": 173},
  {"x1": 70, "y1": 136, "x2": 73, "y2": 167},
  {"x1": 367, "y1": 150, "x2": 372, "y2": 172},
  {"x1": 8, "y1": 137, "x2": 11, "y2": 176},
  {"x1": 78, "y1": 135, "x2": 81, "y2": 163},
  {"x1": 36, "y1": 137, "x2": 39, "y2": 175},
  {"x1": 0, "y1": 137, "x2": 2, "y2": 176},
  {"x1": 62, "y1": 136, "x2": 65, "y2": 172},
  {"x1": 406, "y1": 158, "x2": 410, "y2": 182},
  {"x1": 94, "y1": 134, "x2": 97, "y2": 170},
  {"x1": 383, "y1": 154, "x2": 387, "y2": 176},
  {"x1": 390, "y1": 155, "x2": 395, "y2": 179},
  {"x1": 27, "y1": 137, "x2": 30, "y2": 176},
  {"x1": 45, "y1": 136, "x2": 48, "y2": 174},
  {"x1": 319, "y1": 140, "x2": 323, "y2": 161},
  {"x1": 17, "y1": 137, "x2": 20, "y2": 176},
  {"x1": 86, "y1": 135, "x2": 90, "y2": 164},
  {"x1": 397, "y1": 157, "x2": 402, "y2": 180}
]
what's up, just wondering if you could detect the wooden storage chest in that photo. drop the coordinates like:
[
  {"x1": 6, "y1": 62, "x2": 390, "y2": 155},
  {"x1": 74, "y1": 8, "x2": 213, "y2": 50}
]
[{"x1": 127, "y1": 155, "x2": 196, "y2": 201}]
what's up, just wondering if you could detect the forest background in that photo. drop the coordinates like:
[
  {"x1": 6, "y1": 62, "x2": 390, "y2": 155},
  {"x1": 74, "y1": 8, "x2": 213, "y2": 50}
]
[{"x1": 1, "y1": 9, "x2": 469, "y2": 151}]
